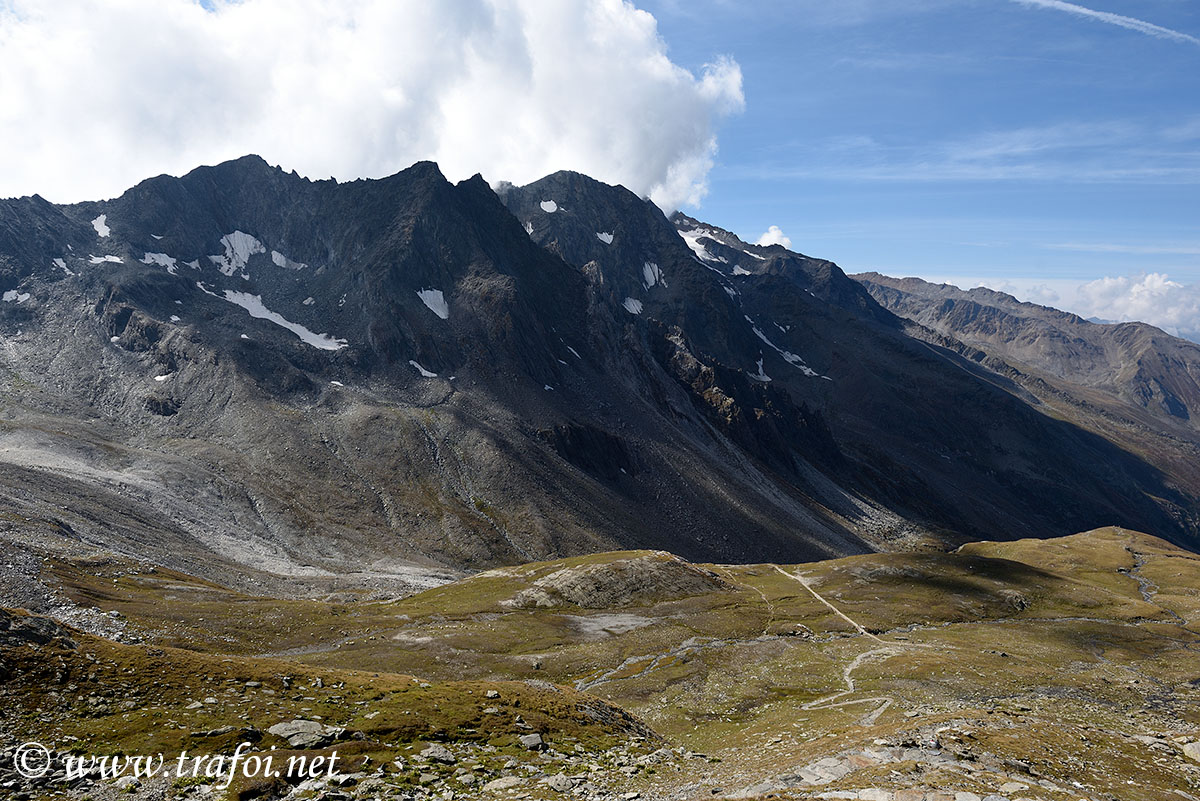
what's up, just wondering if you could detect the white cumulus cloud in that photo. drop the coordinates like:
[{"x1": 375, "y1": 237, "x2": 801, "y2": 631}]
[
  {"x1": 1071, "y1": 273, "x2": 1200, "y2": 341},
  {"x1": 0, "y1": 0, "x2": 743, "y2": 210},
  {"x1": 754, "y1": 225, "x2": 792, "y2": 249}
]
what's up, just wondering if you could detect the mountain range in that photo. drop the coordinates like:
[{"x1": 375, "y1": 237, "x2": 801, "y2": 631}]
[{"x1": 1, "y1": 156, "x2": 1198, "y2": 594}]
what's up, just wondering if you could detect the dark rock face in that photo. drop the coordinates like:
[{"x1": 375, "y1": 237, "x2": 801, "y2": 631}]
[
  {"x1": 0, "y1": 610, "x2": 76, "y2": 649},
  {"x1": 0, "y1": 157, "x2": 1195, "y2": 590},
  {"x1": 539, "y1": 424, "x2": 635, "y2": 482}
]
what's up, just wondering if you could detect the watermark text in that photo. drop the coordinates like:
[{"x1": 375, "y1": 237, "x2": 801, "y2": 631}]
[{"x1": 13, "y1": 742, "x2": 340, "y2": 790}]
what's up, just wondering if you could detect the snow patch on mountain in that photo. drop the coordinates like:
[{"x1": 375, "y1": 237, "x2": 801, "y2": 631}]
[
  {"x1": 643, "y1": 262, "x2": 666, "y2": 289},
  {"x1": 209, "y1": 231, "x2": 265, "y2": 277},
  {"x1": 409, "y1": 360, "x2": 437, "y2": 378},
  {"x1": 225, "y1": 291, "x2": 346, "y2": 350},
  {"x1": 678, "y1": 228, "x2": 727, "y2": 264},
  {"x1": 540, "y1": 200, "x2": 558, "y2": 213},
  {"x1": 89, "y1": 255, "x2": 123, "y2": 264},
  {"x1": 91, "y1": 215, "x2": 110, "y2": 238},
  {"x1": 745, "y1": 315, "x2": 823, "y2": 378},
  {"x1": 749, "y1": 358, "x2": 771, "y2": 383},
  {"x1": 141, "y1": 252, "x2": 178, "y2": 274},
  {"x1": 271, "y1": 250, "x2": 307, "y2": 270},
  {"x1": 622, "y1": 297, "x2": 643, "y2": 315},
  {"x1": 196, "y1": 282, "x2": 347, "y2": 351},
  {"x1": 3, "y1": 290, "x2": 30, "y2": 303},
  {"x1": 596, "y1": 231, "x2": 613, "y2": 245},
  {"x1": 53, "y1": 258, "x2": 74, "y2": 275},
  {"x1": 416, "y1": 289, "x2": 449, "y2": 319}
]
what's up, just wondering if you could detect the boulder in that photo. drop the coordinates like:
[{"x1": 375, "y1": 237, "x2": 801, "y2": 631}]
[
  {"x1": 483, "y1": 776, "x2": 523, "y2": 791},
  {"x1": 420, "y1": 743, "x2": 457, "y2": 764},
  {"x1": 267, "y1": 719, "x2": 335, "y2": 748},
  {"x1": 543, "y1": 773, "x2": 574, "y2": 792},
  {"x1": 0, "y1": 610, "x2": 76, "y2": 649},
  {"x1": 519, "y1": 733, "x2": 544, "y2": 750}
]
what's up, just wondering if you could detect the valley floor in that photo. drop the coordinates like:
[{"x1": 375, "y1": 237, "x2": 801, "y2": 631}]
[{"x1": 2, "y1": 527, "x2": 1199, "y2": 801}]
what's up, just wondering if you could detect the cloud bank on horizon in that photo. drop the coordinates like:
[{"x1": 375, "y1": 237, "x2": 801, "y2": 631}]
[
  {"x1": 0, "y1": 0, "x2": 743, "y2": 210},
  {"x1": 1074, "y1": 274, "x2": 1200, "y2": 341},
  {"x1": 946, "y1": 273, "x2": 1200, "y2": 343}
]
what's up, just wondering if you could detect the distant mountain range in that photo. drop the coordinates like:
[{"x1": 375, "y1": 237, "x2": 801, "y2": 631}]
[
  {"x1": 854, "y1": 274, "x2": 1200, "y2": 425},
  {"x1": 1, "y1": 156, "x2": 1196, "y2": 590}
]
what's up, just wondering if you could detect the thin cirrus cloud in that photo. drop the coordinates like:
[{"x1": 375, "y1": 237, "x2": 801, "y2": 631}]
[
  {"x1": 736, "y1": 119, "x2": 1200, "y2": 184},
  {"x1": 1009, "y1": 0, "x2": 1200, "y2": 47},
  {"x1": 1045, "y1": 243, "x2": 1200, "y2": 256},
  {"x1": 0, "y1": 0, "x2": 744, "y2": 210}
]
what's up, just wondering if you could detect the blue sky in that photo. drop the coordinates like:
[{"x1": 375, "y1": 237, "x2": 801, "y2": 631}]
[{"x1": 642, "y1": 0, "x2": 1200, "y2": 303}]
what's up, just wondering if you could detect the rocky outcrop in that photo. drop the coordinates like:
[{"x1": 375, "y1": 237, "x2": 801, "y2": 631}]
[
  {"x1": 504, "y1": 553, "x2": 732, "y2": 609},
  {"x1": 0, "y1": 609, "x2": 77, "y2": 650}
]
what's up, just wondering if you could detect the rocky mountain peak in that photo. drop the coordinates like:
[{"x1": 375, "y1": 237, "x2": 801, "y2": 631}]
[{"x1": 0, "y1": 155, "x2": 1197, "y2": 594}]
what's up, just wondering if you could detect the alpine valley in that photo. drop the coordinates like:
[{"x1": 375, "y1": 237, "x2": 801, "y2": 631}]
[{"x1": 1, "y1": 157, "x2": 1198, "y2": 801}]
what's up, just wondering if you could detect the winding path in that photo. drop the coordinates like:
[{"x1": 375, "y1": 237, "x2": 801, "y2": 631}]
[
  {"x1": 798, "y1": 645, "x2": 904, "y2": 725},
  {"x1": 578, "y1": 564, "x2": 943, "y2": 728},
  {"x1": 1119, "y1": 533, "x2": 1188, "y2": 627},
  {"x1": 772, "y1": 566, "x2": 908, "y2": 725}
]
